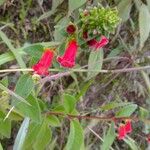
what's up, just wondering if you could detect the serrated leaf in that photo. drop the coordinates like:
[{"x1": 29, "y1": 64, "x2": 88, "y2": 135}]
[
  {"x1": 118, "y1": 0, "x2": 132, "y2": 21},
  {"x1": 69, "y1": 0, "x2": 86, "y2": 14},
  {"x1": 66, "y1": 120, "x2": 84, "y2": 150},
  {"x1": 63, "y1": 94, "x2": 76, "y2": 113},
  {"x1": 116, "y1": 104, "x2": 137, "y2": 117},
  {"x1": 139, "y1": 4, "x2": 150, "y2": 48},
  {"x1": 101, "y1": 122, "x2": 116, "y2": 150},
  {"x1": 13, "y1": 117, "x2": 30, "y2": 150},
  {"x1": 87, "y1": 49, "x2": 103, "y2": 80}
]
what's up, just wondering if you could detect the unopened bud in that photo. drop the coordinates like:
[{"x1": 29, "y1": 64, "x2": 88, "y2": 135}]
[
  {"x1": 32, "y1": 74, "x2": 41, "y2": 83},
  {"x1": 93, "y1": 29, "x2": 98, "y2": 35},
  {"x1": 83, "y1": 9, "x2": 89, "y2": 16}
]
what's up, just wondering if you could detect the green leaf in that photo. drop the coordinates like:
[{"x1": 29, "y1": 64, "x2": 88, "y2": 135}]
[
  {"x1": 75, "y1": 80, "x2": 93, "y2": 101},
  {"x1": 14, "y1": 74, "x2": 34, "y2": 101},
  {"x1": 0, "y1": 143, "x2": 3, "y2": 150},
  {"x1": 16, "y1": 95, "x2": 41, "y2": 122},
  {"x1": 0, "y1": 30, "x2": 26, "y2": 68},
  {"x1": 139, "y1": 4, "x2": 150, "y2": 48},
  {"x1": 23, "y1": 44, "x2": 43, "y2": 60},
  {"x1": 66, "y1": 120, "x2": 84, "y2": 150},
  {"x1": 0, "y1": 111, "x2": 11, "y2": 138},
  {"x1": 101, "y1": 102, "x2": 132, "y2": 111},
  {"x1": 38, "y1": 9, "x2": 57, "y2": 21},
  {"x1": 54, "y1": 17, "x2": 70, "y2": 41},
  {"x1": 1, "y1": 76, "x2": 8, "y2": 87},
  {"x1": 117, "y1": 0, "x2": 132, "y2": 22},
  {"x1": 124, "y1": 136, "x2": 139, "y2": 150},
  {"x1": 116, "y1": 104, "x2": 137, "y2": 117},
  {"x1": 23, "y1": 119, "x2": 52, "y2": 150},
  {"x1": 87, "y1": 49, "x2": 103, "y2": 80},
  {"x1": 63, "y1": 94, "x2": 76, "y2": 113},
  {"x1": 101, "y1": 122, "x2": 116, "y2": 150},
  {"x1": 52, "y1": 0, "x2": 64, "y2": 10},
  {"x1": 0, "y1": 52, "x2": 14, "y2": 66},
  {"x1": 13, "y1": 117, "x2": 30, "y2": 150},
  {"x1": 33, "y1": 119, "x2": 52, "y2": 150},
  {"x1": 0, "y1": 83, "x2": 30, "y2": 106},
  {"x1": 13, "y1": 74, "x2": 41, "y2": 122},
  {"x1": 22, "y1": 122, "x2": 41, "y2": 149},
  {"x1": 69, "y1": 0, "x2": 86, "y2": 14},
  {"x1": 46, "y1": 115, "x2": 61, "y2": 127}
]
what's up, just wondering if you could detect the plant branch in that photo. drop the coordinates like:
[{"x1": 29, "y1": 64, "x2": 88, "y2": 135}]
[
  {"x1": 0, "y1": 65, "x2": 149, "y2": 73},
  {"x1": 45, "y1": 111, "x2": 150, "y2": 125},
  {"x1": 45, "y1": 111, "x2": 138, "y2": 122}
]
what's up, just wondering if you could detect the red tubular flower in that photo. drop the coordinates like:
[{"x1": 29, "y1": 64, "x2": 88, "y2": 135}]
[
  {"x1": 117, "y1": 124, "x2": 126, "y2": 140},
  {"x1": 87, "y1": 36, "x2": 109, "y2": 49},
  {"x1": 125, "y1": 120, "x2": 132, "y2": 133},
  {"x1": 95, "y1": 36, "x2": 109, "y2": 49},
  {"x1": 57, "y1": 40, "x2": 78, "y2": 68},
  {"x1": 32, "y1": 48, "x2": 54, "y2": 76},
  {"x1": 66, "y1": 24, "x2": 76, "y2": 34}
]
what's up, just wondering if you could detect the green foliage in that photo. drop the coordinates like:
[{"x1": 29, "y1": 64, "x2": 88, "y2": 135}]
[
  {"x1": 46, "y1": 115, "x2": 61, "y2": 127},
  {"x1": 87, "y1": 49, "x2": 103, "y2": 79},
  {"x1": 0, "y1": 143, "x2": 3, "y2": 150},
  {"x1": 13, "y1": 117, "x2": 30, "y2": 150},
  {"x1": 0, "y1": 111, "x2": 11, "y2": 138},
  {"x1": 0, "y1": 30, "x2": 26, "y2": 68},
  {"x1": 117, "y1": 0, "x2": 132, "y2": 22},
  {"x1": 65, "y1": 120, "x2": 84, "y2": 150},
  {"x1": 63, "y1": 94, "x2": 76, "y2": 113},
  {"x1": 80, "y1": 7, "x2": 120, "y2": 34},
  {"x1": 101, "y1": 122, "x2": 116, "y2": 150},
  {"x1": 139, "y1": 4, "x2": 150, "y2": 49},
  {"x1": 23, "y1": 118, "x2": 52, "y2": 150},
  {"x1": 69, "y1": 0, "x2": 86, "y2": 14},
  {"x1": 116, "y1": 104, "x2": 137, "y2": 117},
  {"x1": 0, "y1": 0, "x2": 150, "y2": 149}
]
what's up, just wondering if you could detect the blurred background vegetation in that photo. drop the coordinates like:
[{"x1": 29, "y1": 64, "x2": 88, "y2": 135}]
[{"x1": 0, "y1": 0, "x2": 150, "y2": 149}]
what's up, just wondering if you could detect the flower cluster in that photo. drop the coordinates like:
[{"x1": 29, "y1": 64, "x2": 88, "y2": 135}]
[
  {"x1": 32, "y1": 6, "x2": 121, "y2": 76},
  {"x1": 80, "y1": 7, "x2": 120, "y2": 34},
  {"x1": 117, "y1": 120, "x2": 132, "y2": 140}
]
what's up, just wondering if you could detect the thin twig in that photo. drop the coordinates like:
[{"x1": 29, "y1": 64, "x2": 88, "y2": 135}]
[
  {"x1": 45, "y1": 111, "x2": 150, "y2": 125},
  {"x1": 0, "y1": 65, "x2": 149, "y2": 73},
  {"x1": 45, "y1": 111, "x2": 137, "y2": 121}
]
